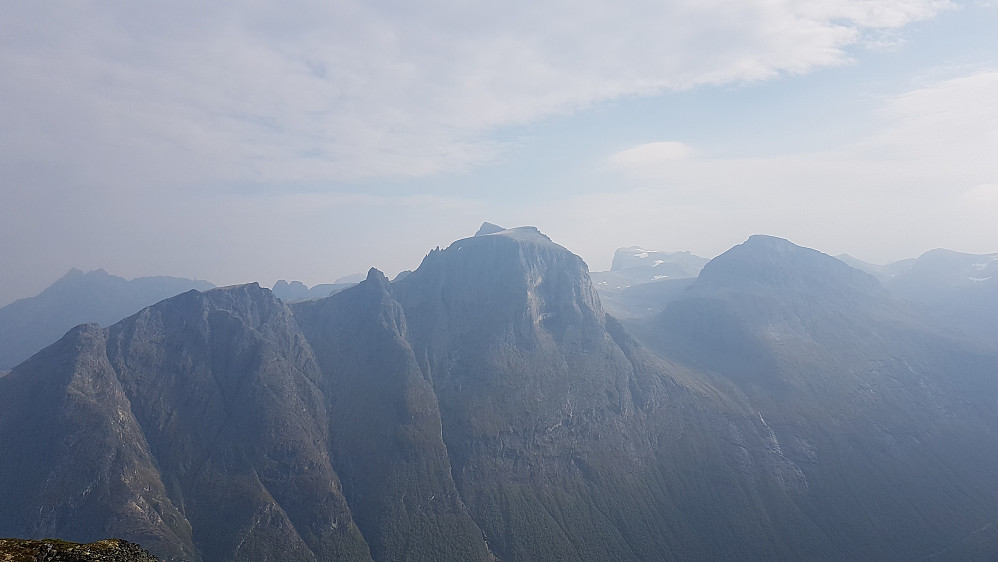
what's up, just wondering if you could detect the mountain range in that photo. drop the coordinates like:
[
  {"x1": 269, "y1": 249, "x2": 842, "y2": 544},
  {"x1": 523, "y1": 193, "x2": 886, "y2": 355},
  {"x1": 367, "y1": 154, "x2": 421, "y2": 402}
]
[
  {"x1": 0, "y1": 270, "x2": 213, "y2": 371},
  {"x1": 1, "y1": 225, "x2": 997, "y2": 561},
  {"x1": 270, "y1": 280, "x2": 357, "y2": 302},
  {"x1": 844, "y1": 249, "x2": 998, "y2": 344}
]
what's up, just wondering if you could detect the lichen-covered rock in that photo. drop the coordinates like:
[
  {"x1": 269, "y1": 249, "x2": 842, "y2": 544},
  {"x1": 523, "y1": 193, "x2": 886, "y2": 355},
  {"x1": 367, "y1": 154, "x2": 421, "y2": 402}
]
[{"x1": 0, "y1": 538, "x2": 159, "y2": 562}]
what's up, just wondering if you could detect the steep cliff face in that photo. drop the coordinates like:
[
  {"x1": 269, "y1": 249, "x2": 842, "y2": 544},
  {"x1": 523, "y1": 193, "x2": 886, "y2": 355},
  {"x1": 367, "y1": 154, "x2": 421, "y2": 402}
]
[
  {"x1": 0, "y1": 323, "x2": 192, "y2": 560},
  {"x1": 392, "y1": 227, "x2": 650, "y2": 560},
  {"x1": 1, "y1": 285, "x2": 371, "y2": 562},
  {"x1": 104, "y1": 284, "x2": 370, "y2": 562},
  {"x1": 390, "y1": 227, "x2": 813, "y2": 560},
  {"x1": 292, "y1": 270, "x2": 491, "y2": 562}
]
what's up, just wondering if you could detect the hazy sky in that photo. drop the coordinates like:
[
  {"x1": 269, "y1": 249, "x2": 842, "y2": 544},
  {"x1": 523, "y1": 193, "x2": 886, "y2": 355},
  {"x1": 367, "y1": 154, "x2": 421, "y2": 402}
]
[{"x1": 2, "y1": 0, "x2": 997, "y2": 306}]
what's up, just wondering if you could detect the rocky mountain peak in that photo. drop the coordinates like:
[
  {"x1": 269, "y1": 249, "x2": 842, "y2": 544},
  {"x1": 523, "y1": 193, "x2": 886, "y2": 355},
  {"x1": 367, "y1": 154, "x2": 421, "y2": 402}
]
[
  {"x1": 271, "y1": 279, "x2": 309, "y2": 300},
  {"x1": 365, "y1": 267, "x2": 390, "y2": 287},
  {"x1": 697, "y1": 234, "x2": 884, "y2": 299},
  {"x1": 44, "y1": 268, "x2": 113, "y2": 294},
  {"x1": 398, "y1": 225, "x2": 604, "y2": 350},
  {"x1": 474, "y1": 221, "x2": 506, "y2": 236},
  {"x1": 478, "y1": 225, "x2": 556, "y2": 246},
  {"x1": 200, "y1": 282, "x2": 279, "y2": 312}
]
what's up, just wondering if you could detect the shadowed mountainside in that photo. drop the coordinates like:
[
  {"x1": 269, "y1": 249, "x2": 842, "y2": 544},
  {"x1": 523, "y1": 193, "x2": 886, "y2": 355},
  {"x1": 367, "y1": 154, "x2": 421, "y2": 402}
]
[
  {"x1": 2, "y1": 227, "x2": 998, "y2": 561},
  {"x1": 627, "y1": 235, "x2": 998, "y2": 560}
]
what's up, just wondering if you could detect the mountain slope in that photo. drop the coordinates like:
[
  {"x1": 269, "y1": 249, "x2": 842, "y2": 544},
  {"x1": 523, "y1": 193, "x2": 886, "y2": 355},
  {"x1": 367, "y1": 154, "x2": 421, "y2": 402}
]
[
  {"x1": 393, "y1": 227, "x2": 650, "y2": 560},
  {"x1": 3, "y1": 229, "x2": 998, "y2": 561},
  {"x1": 0, "y1": 269, "x2": 214, "y2": 370},
  {"x1": 291, "y1": 270, "x2": 492, "y2": 561},
  {"x1": 0, "y1": 322, "x2": 196, "y2": 561},
  {"x1": 637, "y1": 235, "x2": 998, "y2": 559},
  {"x1": 0, "y1": 285, "x2": 372, "y2": 561},
  {"x1": 391, "y1": 227, "x2": 822, "y2": 560}
]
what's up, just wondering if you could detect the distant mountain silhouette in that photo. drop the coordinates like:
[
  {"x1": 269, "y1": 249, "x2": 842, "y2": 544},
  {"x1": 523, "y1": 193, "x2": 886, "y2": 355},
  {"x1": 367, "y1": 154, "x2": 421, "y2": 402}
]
[
  {"x1": 271, "y1": 279, "x2": 355, "y2": 302},
  {"x1": 885, "y1": 249, "x2": 998, "y2": 343},
  {"x1": 838, "y1": 249, "x2": 998, "y2": 343},
  {"x1": 0, "y1": 269, "x2": 213, "y2": 370},
  {"x1": 610, "y1": 246, "x2": 708, "y2": 282},
  {"x1": 590, "y1": 246, "x2": 707, "y2": 318}
]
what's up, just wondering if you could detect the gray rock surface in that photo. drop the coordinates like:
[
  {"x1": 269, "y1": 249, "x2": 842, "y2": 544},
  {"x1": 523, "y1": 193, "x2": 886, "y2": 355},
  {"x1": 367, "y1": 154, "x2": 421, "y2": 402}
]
[{"x1": 3, "y1": 228, "x2": 998, "y2": 561}]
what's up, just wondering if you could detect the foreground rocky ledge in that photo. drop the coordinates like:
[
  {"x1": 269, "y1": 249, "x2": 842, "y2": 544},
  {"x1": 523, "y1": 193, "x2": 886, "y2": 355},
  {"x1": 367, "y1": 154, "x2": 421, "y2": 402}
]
[{"x1": 0, "y1": 539, "x2": 159, "y2": 562}]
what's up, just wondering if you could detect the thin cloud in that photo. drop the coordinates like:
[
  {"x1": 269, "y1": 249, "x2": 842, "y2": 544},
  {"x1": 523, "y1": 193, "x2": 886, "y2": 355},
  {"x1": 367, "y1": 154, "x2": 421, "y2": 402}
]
[
  {"x1": 961, "y1": 184, "x2": 998, "y2": 204},
  {"x1": 610, "y1": 70, "x2": 998, "y2": 195},
  {"x1": 0, "y1": 0, "x2": 951, "y2": 187},
  {"x1": 596, "y1": 69, "x2": 998, "y2": 261},
  {"x1": 0, "y1": 0, "x2": 964, "y2": 305},
  {"x1": 610, "y1": 142, "x2": 696, "y2": 167}
]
